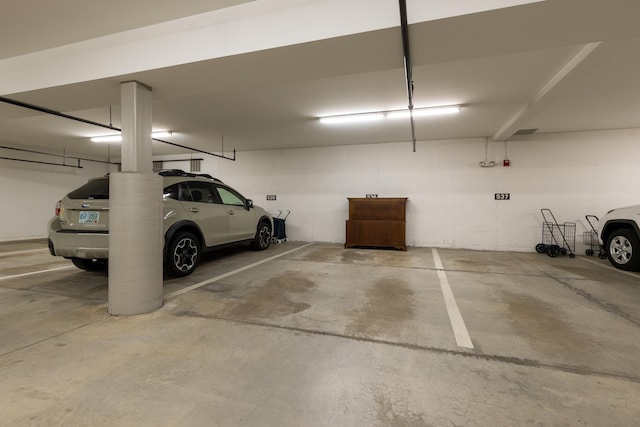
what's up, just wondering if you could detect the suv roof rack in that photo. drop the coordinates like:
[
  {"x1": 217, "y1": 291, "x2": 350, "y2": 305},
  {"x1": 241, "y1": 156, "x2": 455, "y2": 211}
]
[{"x1": 158, "y1": 169, "x2": 223, "y2": 183}]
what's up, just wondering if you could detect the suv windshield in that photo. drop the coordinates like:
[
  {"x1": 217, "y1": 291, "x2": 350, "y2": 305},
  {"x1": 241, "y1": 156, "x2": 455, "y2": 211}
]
[{"x1": 67, "y1": 179, "x2": 109, "y2": 200}]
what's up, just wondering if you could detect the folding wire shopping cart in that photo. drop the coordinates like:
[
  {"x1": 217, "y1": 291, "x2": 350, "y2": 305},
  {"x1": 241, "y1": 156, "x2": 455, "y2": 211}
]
[
  {"x1": 583, "y1": 215, "x2": 607, "y2": 258},
  {"x1": 272, "y1": 210, "x2": 290, "y2": 244},
  {"x1": 535, "y1": 208, "x2": 576, "y2": 258}
]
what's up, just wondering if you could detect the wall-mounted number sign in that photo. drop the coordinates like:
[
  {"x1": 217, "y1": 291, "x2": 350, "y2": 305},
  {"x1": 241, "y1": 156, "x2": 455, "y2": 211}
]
[
  {"x1": 495, "y1": 193, "x2": 511, "y2": 200},
  {"x1": 266, "y1": 195, "x2": 277, "y2": 201}
]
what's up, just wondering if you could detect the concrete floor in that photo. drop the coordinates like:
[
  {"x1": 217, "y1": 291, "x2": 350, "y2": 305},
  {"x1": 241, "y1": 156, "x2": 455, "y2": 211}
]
[{"x1": 1, "y1": 240, "x2": 640, "y2": 426}]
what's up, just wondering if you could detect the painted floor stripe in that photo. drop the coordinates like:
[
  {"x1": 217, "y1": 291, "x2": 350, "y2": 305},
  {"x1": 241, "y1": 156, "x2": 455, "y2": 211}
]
[
  {"x1": 165, "y1": 242, "x2": 315, "y2": 299},
  {"x1": 0, "y1": 265, "x2": 75, "y2": 281},
  {"x1": 0, "y1": 248, "x2": 49, "y2": 258},
  {"x1": 579, "y1": 256, "x2": 640, "y2": 279},
  {"x1": 432, "y1": 248, "x2": 474, "y2": 349}
]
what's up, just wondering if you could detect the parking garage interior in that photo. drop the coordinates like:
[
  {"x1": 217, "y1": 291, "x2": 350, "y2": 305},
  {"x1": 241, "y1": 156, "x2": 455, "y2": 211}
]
[{"x1": 2, "y1": 1, "x2": 640, "y2": 426}]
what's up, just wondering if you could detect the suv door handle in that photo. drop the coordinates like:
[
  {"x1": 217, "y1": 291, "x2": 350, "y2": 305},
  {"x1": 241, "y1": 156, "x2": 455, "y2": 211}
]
[
  {"x1": 227, "y1": 210, "x2": 235, "y2": 215},
  {"x1": 189, "y1": 207, "x2": 200, "y2": 213}
]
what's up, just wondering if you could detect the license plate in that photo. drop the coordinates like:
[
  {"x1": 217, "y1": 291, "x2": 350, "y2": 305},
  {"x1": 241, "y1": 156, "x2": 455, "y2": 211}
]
[{"x1": 79, "y1": 211, "x2": 100, "y2": 224}]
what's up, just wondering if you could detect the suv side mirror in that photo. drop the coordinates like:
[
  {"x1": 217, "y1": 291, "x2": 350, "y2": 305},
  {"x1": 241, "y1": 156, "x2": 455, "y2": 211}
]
[{"x1": 245, "y1": 199, "x2": 254, "y2": 210}]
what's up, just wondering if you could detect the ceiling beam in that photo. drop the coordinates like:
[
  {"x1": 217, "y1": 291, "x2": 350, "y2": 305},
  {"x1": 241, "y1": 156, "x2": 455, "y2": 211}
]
[{"x1": 492, "y1": 41, "x2": 601, "y2": 142}]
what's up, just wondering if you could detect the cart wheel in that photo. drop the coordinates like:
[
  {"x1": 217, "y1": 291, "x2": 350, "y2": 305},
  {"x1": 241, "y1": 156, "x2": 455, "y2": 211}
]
[
  {"x1": 585, "y1": 249, "x2": 594, "y2": 256},
  {"x1": 535, "y1": 243, "x2": 547, "y2": 254},
  {"x1": 547, "y1": 246, "x2": 560, "y2": 257},
  {"x1": 560, "y1": 248, "x2": 567, "y2": 255},
  {"x1": 569, "y1": 253, "x2": 576, "y2": 258},
  {"x1": 598, "y1": 252, "x2": 608, "y2": 259}
]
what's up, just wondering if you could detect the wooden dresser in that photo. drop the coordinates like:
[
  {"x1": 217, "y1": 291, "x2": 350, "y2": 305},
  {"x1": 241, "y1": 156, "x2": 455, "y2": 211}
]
[{"x1": 345, "y1": 197, "x2": 408, "y2": 251}]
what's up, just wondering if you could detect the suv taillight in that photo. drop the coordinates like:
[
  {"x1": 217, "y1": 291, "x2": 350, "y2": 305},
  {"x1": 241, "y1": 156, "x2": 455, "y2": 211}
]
[{"x1": 55, "y1": 200, "x2": 62, "y2": 216}]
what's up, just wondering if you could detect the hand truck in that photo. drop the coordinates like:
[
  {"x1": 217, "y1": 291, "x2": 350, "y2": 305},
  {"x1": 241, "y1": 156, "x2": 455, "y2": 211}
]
[{"x1": 271, "y1": 210, "x2": 290, "y2": 244}]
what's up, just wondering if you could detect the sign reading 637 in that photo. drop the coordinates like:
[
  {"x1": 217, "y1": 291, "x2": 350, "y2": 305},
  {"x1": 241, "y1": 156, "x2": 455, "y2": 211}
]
[{"x1": 495, "y1": 193, "x2": 511, "y2": 200}]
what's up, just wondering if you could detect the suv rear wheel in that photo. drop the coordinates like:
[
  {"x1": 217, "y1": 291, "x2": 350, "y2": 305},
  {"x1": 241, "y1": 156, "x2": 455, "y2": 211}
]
[
  {"x1": 605, "y1": 229, "x2": 640, "y2": 271},
  {"x1": 251, "y1": 221, "x2": 272, "y2": 251},
  {"x1": 71, "y1": 258, "x2": 108, "y2": 271},
  {"x1": 166, "y1": 232, "x2": 201, "y2": 277}
]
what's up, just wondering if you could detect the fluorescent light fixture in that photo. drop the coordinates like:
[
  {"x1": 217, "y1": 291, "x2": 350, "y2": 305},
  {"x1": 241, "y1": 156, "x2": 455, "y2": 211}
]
[
  {"x1": 319, "y1": 105, "x2": 461, "y2": 124},
  {"x1": 387, "y1": 105, "x2": 461, "y2": 119},
  {"x1": 91, "y1": 131, "x2": 173, "y2": 143},
  {"x1": 90, "y1": 134, "x2": 122, "y2": 143},
  {"x1": 151, "y1": 131, "x2": 173, "y2": 139},
  {"x1": 319, "y1": 113, "x2": 384, "y2": 124}
]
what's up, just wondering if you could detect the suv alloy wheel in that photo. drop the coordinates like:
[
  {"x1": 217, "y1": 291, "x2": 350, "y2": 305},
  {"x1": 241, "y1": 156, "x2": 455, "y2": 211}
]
[
  {"x1": 251, "y1": 220, "x2": 272, "y2": 250},
  {"x1": 605, "y1": 228, "x2": 640, "y2": 271},
  {"x1": 166, "y1": 231, "x2": 201, "y2": 277}
]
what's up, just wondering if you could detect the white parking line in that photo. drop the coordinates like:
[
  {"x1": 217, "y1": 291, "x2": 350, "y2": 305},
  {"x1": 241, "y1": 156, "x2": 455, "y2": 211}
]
[
  {"x1": 165, "y1": 243, "x2": 315, "y2": 299},
  {"x1": 579, "y1": 256, "x2": 640, "y2": 279},
  {"x1": 0, "y1": 265, "x2": 76, "y2": 281},
  {"x1": 431, "y1": 248, "x2": 474, "y2": 349},
  {"x1": 0, "y1": 248, "x2": 49, "y2": 258}
]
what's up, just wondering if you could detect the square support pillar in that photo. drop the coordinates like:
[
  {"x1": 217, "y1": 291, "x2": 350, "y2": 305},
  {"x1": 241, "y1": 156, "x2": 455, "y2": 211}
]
[
  {"x1": 108, "y1": 81, "x2": 163, "y2": 315},
  {"x1": 120, "y1": 81, "x2": 153, "y2": 173}
]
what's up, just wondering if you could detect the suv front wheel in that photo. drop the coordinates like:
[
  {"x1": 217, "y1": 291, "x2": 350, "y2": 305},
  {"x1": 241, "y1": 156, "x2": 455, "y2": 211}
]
[
  {"x1": 251, "y1": 221, "x2": 272, "y2": 251},
  {"x1": 166, "y1": 232, "x2": 201, "y2": 277},
  {"x1": 605, "y1": 229, "x2": 640, "y2": 271}
]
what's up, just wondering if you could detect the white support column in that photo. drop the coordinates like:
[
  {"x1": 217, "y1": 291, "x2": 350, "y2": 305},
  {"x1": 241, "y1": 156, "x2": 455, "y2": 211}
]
[
  {"x1": 108, "y1": 81, "x2": 163, "y2": 315},
  {"x1": 120, "y1": 81, "x2": 153, "y2": 173}
]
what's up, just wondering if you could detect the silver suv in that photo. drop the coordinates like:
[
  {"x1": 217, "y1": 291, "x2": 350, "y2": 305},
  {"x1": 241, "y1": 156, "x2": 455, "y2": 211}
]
[
  {"x1": 48, "y1": 170, "x2": 273, "y2": 276},
  {"x1": 599, "y1": 204, "x2": 640, "y2": 272}
]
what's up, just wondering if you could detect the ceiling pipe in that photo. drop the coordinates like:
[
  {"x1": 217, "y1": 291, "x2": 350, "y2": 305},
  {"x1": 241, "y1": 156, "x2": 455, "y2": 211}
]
[
  {"x1": 398, "y1": 0, "x2": 417, "y2": 152},
  {"x1": 0, "y1": 96, "x2": 119, "y2": 132},
  {"x1": 0, "y1": 155, "x2": 82, "y2": 169},
  {"x1": 0, "y1": 96, "x2": 236, "y2": 161},
  {"x1": 0, "y1": 144, "x2": 114, "y2": 167}
]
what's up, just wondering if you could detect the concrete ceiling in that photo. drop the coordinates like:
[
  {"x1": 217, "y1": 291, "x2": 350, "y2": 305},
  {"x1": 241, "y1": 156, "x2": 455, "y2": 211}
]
[{"x1": 1, "y1": 0, "x2": 640, "y2": 162}]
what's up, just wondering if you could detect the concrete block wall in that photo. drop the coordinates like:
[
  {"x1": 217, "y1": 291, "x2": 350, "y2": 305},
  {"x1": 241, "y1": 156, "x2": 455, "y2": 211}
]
[
  {"x1": 206, "y1": 128, "x2": 640, "y2": 253},
  {"x1": 3, "y1": 127, "x2": 639, "y2": 253},
  {"x1": 0, "y1": 154, "x2": 115, "y2": 241}
]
